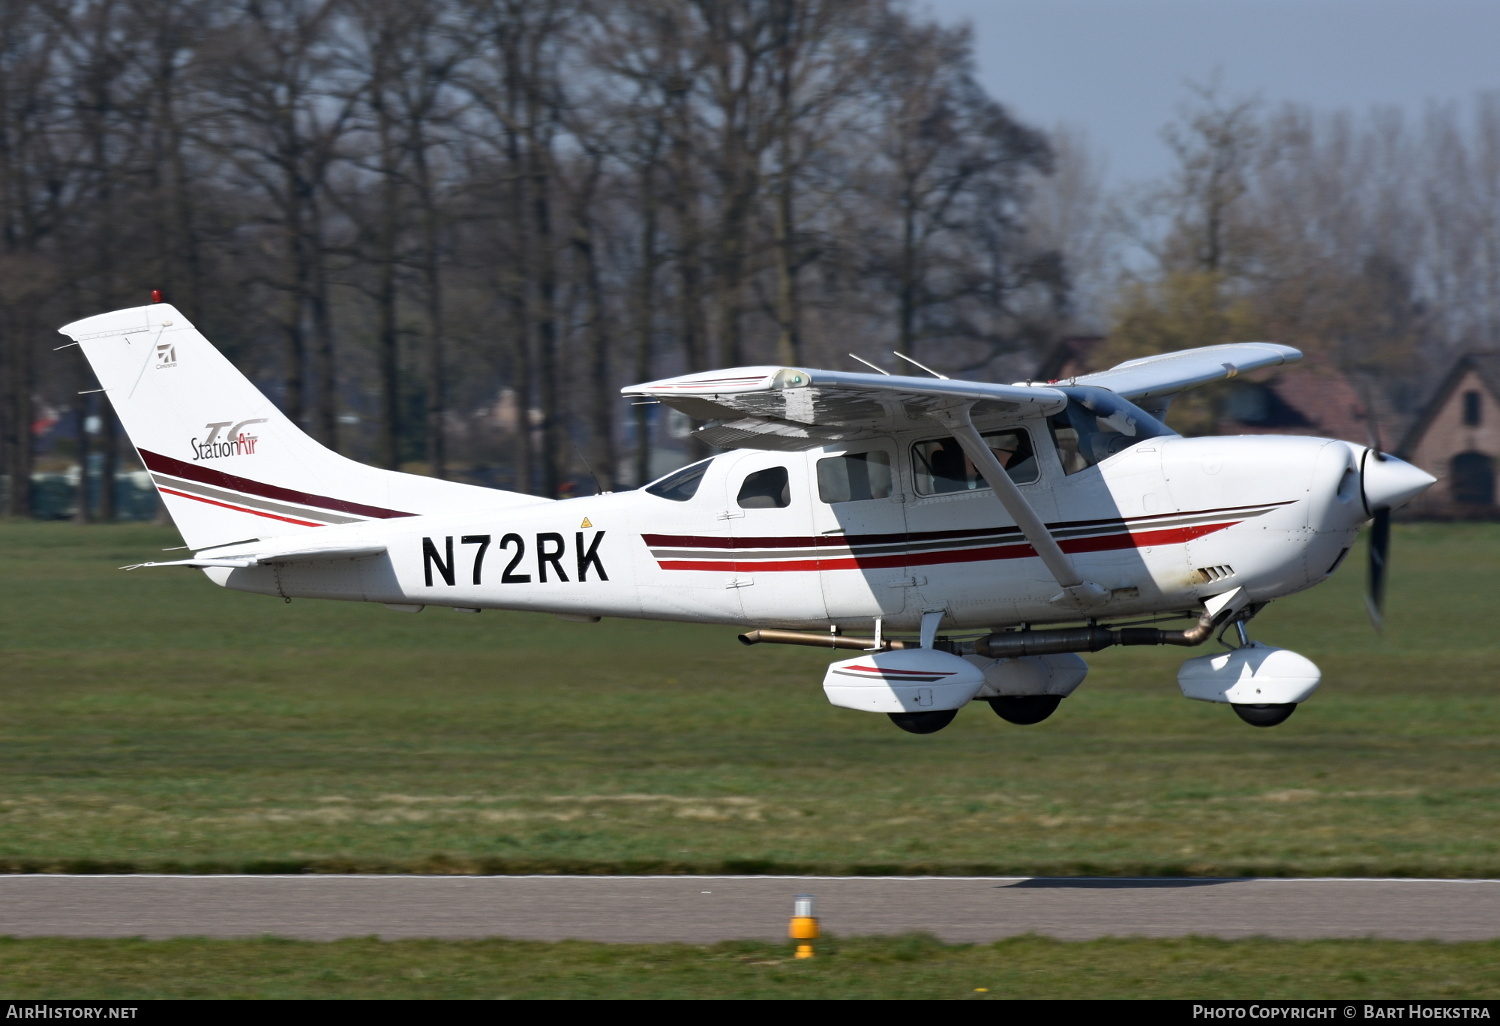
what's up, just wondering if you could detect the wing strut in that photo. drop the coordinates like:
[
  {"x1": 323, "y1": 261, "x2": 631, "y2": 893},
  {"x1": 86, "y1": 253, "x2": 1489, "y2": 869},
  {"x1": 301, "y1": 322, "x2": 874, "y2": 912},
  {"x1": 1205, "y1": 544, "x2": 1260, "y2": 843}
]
[{"x1": 935, "y1": 405, "x2": 1108, "y2": 608}]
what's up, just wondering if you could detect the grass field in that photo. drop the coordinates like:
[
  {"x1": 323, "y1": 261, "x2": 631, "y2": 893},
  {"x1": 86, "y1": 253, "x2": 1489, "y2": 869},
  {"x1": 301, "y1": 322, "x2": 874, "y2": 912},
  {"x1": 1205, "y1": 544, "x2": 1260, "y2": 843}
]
[
  {"x1": 0, "y1": 519, "x2": 1498, "y2": 877},
  {"x1": 1, "y1": 935, "x2": 1498, "y2": 999}
]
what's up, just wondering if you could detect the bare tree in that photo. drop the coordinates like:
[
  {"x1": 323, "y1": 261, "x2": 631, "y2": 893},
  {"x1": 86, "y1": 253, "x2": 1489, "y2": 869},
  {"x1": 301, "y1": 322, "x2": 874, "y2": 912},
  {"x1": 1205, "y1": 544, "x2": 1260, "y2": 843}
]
[
  {"x1": 859, "y1": 12, "x2": 1054, "y2": 368},
  {"x1": 0, "y1": 1, "x2": 65, "y2": 517},
  {"x1": 342, "y1": 0, "x2": 469, "y2": 473},
  {"x1": 1026, "y1": 125, "x2": 1111, "y2": 333},
  {"x1": 48, "y1": 0, "x2": 148, "y2": 521},
  {"x1": 198, "y1": 0, "x2": 352, "y2": 444},
  {"x1": 3, "y1": 0, "x2": 1082, "y2": 516}
]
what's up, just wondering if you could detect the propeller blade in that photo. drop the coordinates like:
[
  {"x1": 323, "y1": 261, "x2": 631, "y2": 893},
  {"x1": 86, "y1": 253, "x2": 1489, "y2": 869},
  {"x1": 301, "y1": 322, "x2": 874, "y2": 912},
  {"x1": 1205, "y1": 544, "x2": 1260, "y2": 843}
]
[
  {"x1": 1361, "y1": 384, "x2": 1388, "y2": 462},
  {"x1": 1365, "y1": 507, "x2": 1391, "y2": 633}
]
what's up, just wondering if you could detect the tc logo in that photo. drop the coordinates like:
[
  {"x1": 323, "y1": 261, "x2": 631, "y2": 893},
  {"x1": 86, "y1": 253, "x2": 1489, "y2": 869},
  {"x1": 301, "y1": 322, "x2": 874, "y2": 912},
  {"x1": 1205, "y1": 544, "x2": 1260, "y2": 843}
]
[{"x1": 191, "y1": 419, "x2": 268, "y2": 461}]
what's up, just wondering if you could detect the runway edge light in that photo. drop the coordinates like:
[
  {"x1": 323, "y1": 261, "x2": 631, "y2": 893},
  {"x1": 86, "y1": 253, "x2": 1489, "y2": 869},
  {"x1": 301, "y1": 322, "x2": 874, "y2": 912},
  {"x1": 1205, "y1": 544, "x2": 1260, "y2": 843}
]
[{"x1": 790, "y1": 894, "x2": 818, "y2": 959}]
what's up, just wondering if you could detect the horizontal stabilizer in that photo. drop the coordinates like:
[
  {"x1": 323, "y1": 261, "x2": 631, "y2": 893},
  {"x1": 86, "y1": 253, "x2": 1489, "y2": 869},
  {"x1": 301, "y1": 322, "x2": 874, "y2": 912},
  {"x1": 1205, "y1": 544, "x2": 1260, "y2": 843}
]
[{"x1": 122, "y1": 543, "x2": 387, "y2": 571}]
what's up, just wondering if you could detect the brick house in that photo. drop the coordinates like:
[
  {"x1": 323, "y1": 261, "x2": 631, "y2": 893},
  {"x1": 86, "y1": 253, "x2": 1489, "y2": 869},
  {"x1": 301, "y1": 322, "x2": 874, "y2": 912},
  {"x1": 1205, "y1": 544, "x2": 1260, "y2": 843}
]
[
  {"x1": 1399, "y1": 353, "x2": 1500, "y2": 518},
  {"x1": 1214, "y1": 361, "x2": 1375, "y2": 443}
]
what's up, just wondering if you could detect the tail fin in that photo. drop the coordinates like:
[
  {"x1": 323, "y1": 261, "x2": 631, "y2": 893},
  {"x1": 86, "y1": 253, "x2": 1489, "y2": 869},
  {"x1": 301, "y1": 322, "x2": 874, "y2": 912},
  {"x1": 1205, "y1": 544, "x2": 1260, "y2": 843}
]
[{"x1": 60, "y1": 303, "x2": 545, "y2": 550}]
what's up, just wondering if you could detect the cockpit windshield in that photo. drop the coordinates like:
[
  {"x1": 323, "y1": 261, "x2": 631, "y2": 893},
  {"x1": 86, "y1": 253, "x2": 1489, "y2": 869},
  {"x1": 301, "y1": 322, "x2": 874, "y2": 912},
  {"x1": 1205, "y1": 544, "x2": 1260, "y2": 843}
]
[
  {"x1": 1049, "y1": 386, "x2": 1176, "y2": 474},
  {"x1": 644, "y1": 457, "x2": 714, "y2": 501}
]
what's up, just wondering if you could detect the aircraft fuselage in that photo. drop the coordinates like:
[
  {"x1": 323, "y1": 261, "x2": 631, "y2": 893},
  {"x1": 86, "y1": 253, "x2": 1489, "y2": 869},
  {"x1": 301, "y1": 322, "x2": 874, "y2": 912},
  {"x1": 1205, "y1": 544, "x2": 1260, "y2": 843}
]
[{"x1": 204, "y1": 425, "x2": 1368, "y2": 633}]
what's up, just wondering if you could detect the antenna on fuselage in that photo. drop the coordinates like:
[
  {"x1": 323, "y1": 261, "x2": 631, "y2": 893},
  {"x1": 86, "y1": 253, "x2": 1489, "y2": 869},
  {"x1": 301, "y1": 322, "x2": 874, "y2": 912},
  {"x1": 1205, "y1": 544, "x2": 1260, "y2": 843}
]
[
  {"x1": 848, "y1": 353, "x2": 891, "y2": 375},
  {"x1": 574, "y1": 446, "x2": 608, "y2": 496},
  {"x1": 892, "y1": 351, "x2": 948, "y2": 380}
]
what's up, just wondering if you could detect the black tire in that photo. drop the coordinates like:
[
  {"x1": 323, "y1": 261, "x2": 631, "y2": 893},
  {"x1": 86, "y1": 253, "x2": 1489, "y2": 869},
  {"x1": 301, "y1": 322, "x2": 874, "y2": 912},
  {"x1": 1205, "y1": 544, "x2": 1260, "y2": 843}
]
[
  {"x1": 887, "y1": 709, "x2": 958, "y2": 734},
  {"x1": 1232, "y1": 702, "x2": 1297, "y2": 727},
  {"x1": 988, "y1": 695, "x2": 1062, "y2": 725}
]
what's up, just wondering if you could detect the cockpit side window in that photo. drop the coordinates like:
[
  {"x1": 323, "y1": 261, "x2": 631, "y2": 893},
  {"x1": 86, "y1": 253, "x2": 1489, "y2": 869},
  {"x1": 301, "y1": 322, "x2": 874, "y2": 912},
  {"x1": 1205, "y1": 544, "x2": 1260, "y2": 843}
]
[
  {"x1": 911, "y1": 429, "x2": 1038, "y2": 495},
  {"x1": 645, "y1": 457, "x2": 713, "y2": 501},
  {"x1": 1048, "y1": 386, "x2": 1176, "y2": 475}
]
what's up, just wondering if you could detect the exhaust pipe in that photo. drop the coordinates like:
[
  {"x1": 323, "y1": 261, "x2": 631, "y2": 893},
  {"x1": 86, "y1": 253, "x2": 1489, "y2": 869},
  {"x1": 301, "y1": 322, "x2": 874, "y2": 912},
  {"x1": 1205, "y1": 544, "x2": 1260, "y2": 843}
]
[
  {"x1": 737, "y1": 629, "x2": 915, "y2": 651},
  {"x1": 740, "y1": 613, "x2": 1217, "y2": 656},
  {"x1": 967, "y1": 613, "x2": 1215, "y2": 658}
]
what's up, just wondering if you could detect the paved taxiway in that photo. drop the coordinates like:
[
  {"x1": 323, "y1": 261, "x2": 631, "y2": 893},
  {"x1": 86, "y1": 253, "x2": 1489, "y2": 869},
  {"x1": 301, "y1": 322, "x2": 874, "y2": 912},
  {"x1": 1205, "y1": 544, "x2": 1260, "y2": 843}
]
[{"x1": 0, "y1": 876, "x2": 1495, "y2": 943}]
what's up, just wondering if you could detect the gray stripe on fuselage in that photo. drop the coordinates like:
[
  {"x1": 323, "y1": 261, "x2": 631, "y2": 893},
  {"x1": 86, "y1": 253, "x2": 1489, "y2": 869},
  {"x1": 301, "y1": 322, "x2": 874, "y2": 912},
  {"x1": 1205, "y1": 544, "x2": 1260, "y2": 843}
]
[
  {"x1": 151, "y1": 473, "x2": 363, "y2": 525},
  {"x1": 649, "y1": 504, "x2": 1285, "y2": 562}
]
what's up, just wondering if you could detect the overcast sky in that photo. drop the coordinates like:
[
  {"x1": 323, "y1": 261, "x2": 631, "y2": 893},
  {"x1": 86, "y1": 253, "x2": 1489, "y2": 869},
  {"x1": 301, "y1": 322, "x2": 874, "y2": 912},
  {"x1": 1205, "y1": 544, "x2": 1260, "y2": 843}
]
[{"x1": 922, "y1": 0, "x2": 1500, "y2": 185}]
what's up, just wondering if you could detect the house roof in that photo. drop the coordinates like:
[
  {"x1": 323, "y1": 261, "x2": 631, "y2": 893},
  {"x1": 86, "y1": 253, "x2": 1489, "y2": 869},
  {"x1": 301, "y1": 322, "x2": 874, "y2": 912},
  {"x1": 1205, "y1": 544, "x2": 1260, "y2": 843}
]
[
  {"x1": 1466, "y1": 353, "x2": 1500, "y2": 398},
  {"x1": 1039, "y1": 338, "x2": 1399, "y2": 445},
  {"x1": 1217, "y1": 362, "x2": 1375, "y2": 444},
  {"x1": 1398, "y1": 352, "x2": 1500, "y2": 456}
]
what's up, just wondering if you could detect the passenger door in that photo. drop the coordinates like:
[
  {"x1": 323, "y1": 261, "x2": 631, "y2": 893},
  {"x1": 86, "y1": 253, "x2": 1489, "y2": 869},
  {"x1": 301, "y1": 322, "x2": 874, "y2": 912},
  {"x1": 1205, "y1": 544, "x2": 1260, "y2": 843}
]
[
  {"x1": 723, "y1": 450, "x2": 828, "y2": 624},
  {"x1": 808, "y1": 444, "x2": 911, "y2": 623}
]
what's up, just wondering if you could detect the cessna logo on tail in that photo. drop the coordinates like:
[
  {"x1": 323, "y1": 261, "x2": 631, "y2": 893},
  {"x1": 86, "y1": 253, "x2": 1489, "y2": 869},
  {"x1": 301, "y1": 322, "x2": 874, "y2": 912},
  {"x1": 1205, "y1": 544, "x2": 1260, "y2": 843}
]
[
  {"x1": 191, "y1": 418, "x2": 267, "y2": 461},
  {"x1": 155, "y1": 343, "x2": 177, "y2": 368}
]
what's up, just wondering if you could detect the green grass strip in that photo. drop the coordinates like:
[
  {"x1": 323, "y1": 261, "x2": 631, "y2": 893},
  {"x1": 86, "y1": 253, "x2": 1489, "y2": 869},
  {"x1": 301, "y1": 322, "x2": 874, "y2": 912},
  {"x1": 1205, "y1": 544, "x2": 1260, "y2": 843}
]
[
  {"x1": 3, "y1": 859, "x2": 1500, "y2": 878},
  {"x1": 5, "y1": 520, "x2": 1500, "y2": 878},
  {"x1": 0, "y1": 935, "x2": 1496, "y2": 999}
]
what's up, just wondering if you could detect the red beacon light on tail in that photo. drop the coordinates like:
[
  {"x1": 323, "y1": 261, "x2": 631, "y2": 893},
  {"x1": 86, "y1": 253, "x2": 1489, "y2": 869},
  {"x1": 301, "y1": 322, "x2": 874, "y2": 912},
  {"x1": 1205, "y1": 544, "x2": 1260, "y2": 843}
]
[{"x1": 150, "y1": 289, "x2": 163, "y2": 304}]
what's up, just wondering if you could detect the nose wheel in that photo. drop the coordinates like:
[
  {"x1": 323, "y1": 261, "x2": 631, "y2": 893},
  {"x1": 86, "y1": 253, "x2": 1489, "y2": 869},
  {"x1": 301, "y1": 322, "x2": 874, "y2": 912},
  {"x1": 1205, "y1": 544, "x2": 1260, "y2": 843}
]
[
  {"x1": 1231, "y1": 702, "x2": 1297, "y2": 727},
  {"x1": 1219, "y1": 620, "x2": 1301, "y2": 728}
]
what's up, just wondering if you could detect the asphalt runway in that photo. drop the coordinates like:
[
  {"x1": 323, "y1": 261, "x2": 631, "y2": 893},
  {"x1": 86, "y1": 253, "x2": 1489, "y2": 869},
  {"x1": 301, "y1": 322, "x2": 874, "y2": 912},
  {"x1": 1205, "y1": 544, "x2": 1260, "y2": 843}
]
[{"x1": 0, "y1": 876, "x2": 1496, "y2": 943}]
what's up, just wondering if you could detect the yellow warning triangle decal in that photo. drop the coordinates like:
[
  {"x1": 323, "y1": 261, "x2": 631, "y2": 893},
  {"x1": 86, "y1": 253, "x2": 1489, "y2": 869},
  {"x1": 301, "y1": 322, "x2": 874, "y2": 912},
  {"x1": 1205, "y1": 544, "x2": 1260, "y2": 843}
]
[{"x1": 580, "y1": 517, "x2": 593, "y2": 529}]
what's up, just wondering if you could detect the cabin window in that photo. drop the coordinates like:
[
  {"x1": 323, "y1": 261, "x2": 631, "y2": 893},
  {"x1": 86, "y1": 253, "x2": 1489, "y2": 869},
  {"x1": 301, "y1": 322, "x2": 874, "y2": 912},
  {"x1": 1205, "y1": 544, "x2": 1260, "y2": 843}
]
[
  {"x1": 645, "y1": 457, "x2": 712, "y2": 502},
  {"x1": 1451, "y1": 451, "x2": 1495, "y2": 506},
  {"x1": 737, "y1": 466, "x2": 791, "y2": 509},
  {"x1": 911, "y1": 429, "x2": 1038, "y2": 495},
  {"x1": 1049, "y1": 385, "x2": 1176, "y2": 475},
  {"x1": 1463, "y1": 390, "x2": 1483, "y2": 427},
  {"x1": 817, "y1": 451, "x2": 893, "y2": 504}
]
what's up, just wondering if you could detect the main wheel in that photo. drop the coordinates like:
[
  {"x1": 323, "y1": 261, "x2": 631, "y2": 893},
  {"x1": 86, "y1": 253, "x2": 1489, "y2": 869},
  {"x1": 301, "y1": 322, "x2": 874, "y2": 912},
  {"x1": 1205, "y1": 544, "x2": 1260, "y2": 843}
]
[
  {"x1": 988, "y1": 695, "x2": 1062, "y2": 725},
  {"x1": 887, "y1": 709, "x2": 957, "y2": 734},
  {"x1": 1232, "y1": 702, "x2": 1297, "y2": 727}
]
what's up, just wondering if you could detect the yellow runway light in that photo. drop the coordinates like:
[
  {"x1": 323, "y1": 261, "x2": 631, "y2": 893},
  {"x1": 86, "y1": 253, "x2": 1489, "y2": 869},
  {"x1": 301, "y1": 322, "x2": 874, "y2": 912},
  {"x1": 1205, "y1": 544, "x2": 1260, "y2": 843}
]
[{"x1": 789, "y1": 893, "x2": 819, "y2": 959}]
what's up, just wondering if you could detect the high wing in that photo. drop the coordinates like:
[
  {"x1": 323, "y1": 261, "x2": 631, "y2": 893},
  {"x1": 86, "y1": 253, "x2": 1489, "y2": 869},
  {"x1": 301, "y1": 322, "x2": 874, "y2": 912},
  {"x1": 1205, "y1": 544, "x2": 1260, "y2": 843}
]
[
  {"x1": 622, "y1": 366, "x2": 1069, "y2": 451},
  {"x1": 1063, "y1": 343, "x2": 1302, "y2": 415}
]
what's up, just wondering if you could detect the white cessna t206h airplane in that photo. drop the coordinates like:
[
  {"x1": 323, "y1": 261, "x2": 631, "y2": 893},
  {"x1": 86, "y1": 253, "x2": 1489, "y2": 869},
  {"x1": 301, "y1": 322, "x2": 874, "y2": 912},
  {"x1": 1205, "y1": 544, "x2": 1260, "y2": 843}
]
[{"x1": 62, "y1": 300, "x2": 1435, "y2": 735}]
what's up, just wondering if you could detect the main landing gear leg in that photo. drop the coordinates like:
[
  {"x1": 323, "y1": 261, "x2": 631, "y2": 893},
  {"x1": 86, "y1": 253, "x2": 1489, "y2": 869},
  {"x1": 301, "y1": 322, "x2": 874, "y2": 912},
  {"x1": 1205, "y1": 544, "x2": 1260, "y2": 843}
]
[{"x1": 1223, "y1": 620, "x2": 1298, "y2": 728}]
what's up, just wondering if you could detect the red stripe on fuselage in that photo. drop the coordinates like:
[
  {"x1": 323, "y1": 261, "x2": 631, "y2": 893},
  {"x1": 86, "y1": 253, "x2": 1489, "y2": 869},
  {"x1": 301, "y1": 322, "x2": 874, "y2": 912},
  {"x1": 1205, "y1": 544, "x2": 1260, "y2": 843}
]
[
  {"x1": 641, "y1": 501, "x2": 1291, "y2": 552},
  {"x1": 157, "y1": 486, "x2": 326, "y2": 528},
  {"x1": 654, "y1": 520, "x2": 1238, "y2": 572},
  {"x1": 141, "y1": 449, "x2": 413, "y2": 520}
]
